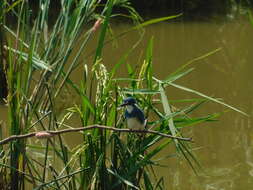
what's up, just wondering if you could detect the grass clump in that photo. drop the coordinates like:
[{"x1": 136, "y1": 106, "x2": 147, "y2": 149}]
[{"x1": 0, "y1": 0, "x2": 246, "y2": 189}]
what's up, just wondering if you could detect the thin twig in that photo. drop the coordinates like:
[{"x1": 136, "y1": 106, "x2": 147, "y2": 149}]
[
  {"x1": 0, "y1": 125, "x2": 192, "y2": 145},
  {"x1": 0, "y1": 133, "x2": 37, "y2": 145}
]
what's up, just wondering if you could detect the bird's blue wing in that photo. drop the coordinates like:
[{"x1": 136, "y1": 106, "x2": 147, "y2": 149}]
[{"x1": 133, "y1": 107, "x2": 145, "y2": 124}]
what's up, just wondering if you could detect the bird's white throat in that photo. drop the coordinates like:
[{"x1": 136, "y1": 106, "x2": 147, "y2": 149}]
[{"x1": 126, "y1": 105, "x2": 134, "y2": 113}]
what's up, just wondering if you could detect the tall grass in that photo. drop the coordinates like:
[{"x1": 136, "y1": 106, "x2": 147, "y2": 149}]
[{"x1": 0, "y1": 0, "x2": 246, "y2": 189}]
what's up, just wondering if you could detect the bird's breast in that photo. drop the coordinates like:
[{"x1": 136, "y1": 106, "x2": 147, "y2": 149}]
[{"x1": 127, "y1": 117, "x2": 144, "y2": 130}]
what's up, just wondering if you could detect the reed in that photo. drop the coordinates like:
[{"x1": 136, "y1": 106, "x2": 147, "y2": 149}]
[{"x1": 0, "y1": 0, "x2": 246, "y2": 189}]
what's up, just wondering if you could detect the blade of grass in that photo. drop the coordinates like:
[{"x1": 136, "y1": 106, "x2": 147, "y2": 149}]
[
  {"x1": 248, "y1": 10, "x2": 253, "y2": 27},
  {"x1": 133, "y1": 13, "x2": 182, "y2": 30},
  {"x1": 123, "y1": 88, "x2": 160, "y2": 94},
  {"x1": 169, "y1": 82, "x2": 248, "y2": 116},
  {"x1": 108, "y1": 168, "x2": 140, "y2": 190},
  {"x1": 4, "y1": 46, "x2": 52, "y2": 71},
  {"x1": 159, "y1": 84, "x2": 179, "y2": 146},
  {"x1": 93, "y1": 0, "x2": 114, "y2": 62},
  {"x1": 162, "y1": 68, "x2": 194, "y2": 83},
  {"x1": 170, "y1": 48, "x2": 222, "y2": 76}
]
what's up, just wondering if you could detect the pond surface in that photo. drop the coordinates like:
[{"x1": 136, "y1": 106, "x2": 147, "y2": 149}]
[
  {"x1": 1, "y1": 15, "x2": 253, "y2": 189},
  {"x1": 98, "y1": 17, "x2": 253, "y2": 190}
]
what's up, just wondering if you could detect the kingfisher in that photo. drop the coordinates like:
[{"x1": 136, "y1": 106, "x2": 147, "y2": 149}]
[{"x1": 120, "y1": 97, "x2": 146, "y2": 130}]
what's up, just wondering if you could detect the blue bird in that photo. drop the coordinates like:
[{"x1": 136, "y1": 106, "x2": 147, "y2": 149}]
[{"x1": 120, "y1": 97, "x2": 146, "y2": 130}]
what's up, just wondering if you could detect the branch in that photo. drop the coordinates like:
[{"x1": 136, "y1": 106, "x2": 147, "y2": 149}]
[{"x1": 0, "y1": 125, "x2": 192, "y2": 145}]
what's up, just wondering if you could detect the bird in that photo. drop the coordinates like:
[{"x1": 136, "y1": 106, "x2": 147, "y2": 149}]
[{"x1": 120, "y1": 97, "x2": 146, "y2": 130}]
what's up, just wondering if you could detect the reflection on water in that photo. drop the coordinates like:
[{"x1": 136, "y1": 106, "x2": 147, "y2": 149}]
[{"x1": 1, "y1": 16, "x2": 253, "y2": 189}]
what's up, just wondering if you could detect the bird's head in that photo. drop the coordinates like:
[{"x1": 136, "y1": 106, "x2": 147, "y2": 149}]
[{"x1": 120, "y1": 97, "x2": 137, "y2": 107}]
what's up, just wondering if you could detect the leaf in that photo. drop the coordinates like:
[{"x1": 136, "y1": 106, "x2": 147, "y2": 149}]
[
  {"x1": 159, "y1": 84, "x2": 179, "y2": 146},
  {"x1": 143, "y1": 171, "x2": 153, "y2": 190},
  {"x1": 154, "y1": 177, "x2": 165, "y2": 190},
  {"x1": 122, "y1": 88, "x2": 160, "y2": 94},
  {"x1": 163, "y1": 68, "x2": 194, "y2": 83},
  {"x1": 133, "y1": 14, "x2": 183, "y2": 30},
  {"x1": 108, "y1": 169, "x2": 140, "y2": 190},
  {"x1": 169, "y1": 82, "x2": 248, "y2": 116},
  {"x1": 175, "y1": 112, "x2": 222, "y2": 128},
  {"x1": 248, "y1": 10, "x2": 253, "y2": 27},
  {"x1": 171, "y1": 48, "x2": 222, "y2": 76},
  {"x1": 143, "y1": 139, "x2": 172, "y2": 162},
  {"x1": 93, "y1": 0, "x2": 114, "y2": 62},
  {"x1": 4, "y1": 46, "x2": 52, "y2": 71},
  {"x1": 113, "y1": 78, "x2": 143, "y2": 82},
  {"x1": 5, "y1": 0, "x2": 23, "y2": 13}
]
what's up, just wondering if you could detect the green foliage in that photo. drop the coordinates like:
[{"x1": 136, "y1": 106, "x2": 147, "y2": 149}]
[{"x1": 0, "y1": 0, "x2": 246, "y2": 190}]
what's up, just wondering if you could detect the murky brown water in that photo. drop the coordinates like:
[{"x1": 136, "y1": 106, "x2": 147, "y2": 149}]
[{"x1": 1, "y1": 16, "x2": 253, "y2": 189}]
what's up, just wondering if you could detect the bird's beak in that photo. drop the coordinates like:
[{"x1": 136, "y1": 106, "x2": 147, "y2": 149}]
[{"x1": 119, "y1": 103, "x2": 127, "y2": 107}]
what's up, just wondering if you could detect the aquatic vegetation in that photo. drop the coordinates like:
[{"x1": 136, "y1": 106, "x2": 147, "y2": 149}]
[{"x1": 0, "y1": 0, "x2": 246, "y2": 189}]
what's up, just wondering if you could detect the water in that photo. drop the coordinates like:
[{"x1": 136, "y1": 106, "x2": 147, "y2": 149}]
[{"x1": 1, "y1": 16, "x2": 253, "y2": 189}]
